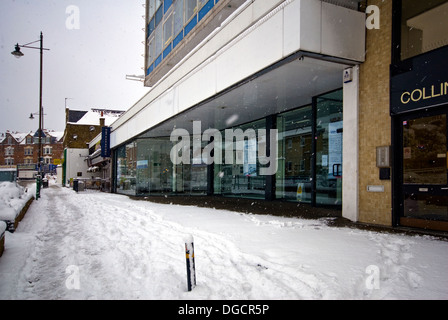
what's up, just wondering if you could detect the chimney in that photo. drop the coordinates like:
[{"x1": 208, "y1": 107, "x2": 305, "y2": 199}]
[{"x1": 100, "y1": 117, "x2": 105, "y2": 127}]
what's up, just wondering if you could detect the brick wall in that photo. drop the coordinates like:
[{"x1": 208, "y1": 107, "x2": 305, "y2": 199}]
[
  {"x1": 0, "y1": 132, "x2": 64, "y2": 167},
  {"x1": 63, "y1": 123, "x2": 102, "y2": 149},
  {"x1": 358, "y1": 0, "x2": 392, "y2": 226}
]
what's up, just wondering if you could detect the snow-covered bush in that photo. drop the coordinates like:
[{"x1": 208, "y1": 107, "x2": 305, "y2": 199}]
[{"x1": 0, "y1": 182, "x2": 34, "y2": 232}]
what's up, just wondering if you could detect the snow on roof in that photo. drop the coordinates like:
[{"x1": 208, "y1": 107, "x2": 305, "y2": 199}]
[
  {"x1": 1, "y1": 130, "x2": 64, "y2": 144},
  {"x1": 14, "y1": 132, "x2": 32, "y2": 142},
  {"x1": 0, "y1": 131, "x2": 33, "y2": 144},
  {"x1": 46, "y1": 131, "x2": 64, "y2": 142},
  {"x1": 68, "y1": 109, "x2": 125, "y2": 126}
]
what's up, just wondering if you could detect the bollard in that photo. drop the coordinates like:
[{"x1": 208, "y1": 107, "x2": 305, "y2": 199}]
[
  {"x1": 185, "y1": 236, "x2": 196, "y2": 292},
  {"x1": 35, "y1": 175, "x2": 41, "y2": 200}
]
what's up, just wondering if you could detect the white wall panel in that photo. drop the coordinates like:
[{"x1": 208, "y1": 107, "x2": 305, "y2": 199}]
[
  {"x1": 298, "y1": 0, "x2": 322, "y2": 53},
  {"x1": 284, "y1": 0, "x2": 322, "y2": 56},
  {"x1": 65, "y1": 148, "x2": 89, "y2": 182},
  {"x1": 158, "y1": 89, "x2": 176, "y2": 121},
  {"x1": 177, "y1": 61, "x2": 217, "y2": 114},
  {"x1": 252, "y1": 0, "x2": 284, "y2": 19},
  {"x1": 216, "y1": 9, "x2": 284, "y2": 92},
  {"x1": 321, "y1": 2, "x2": 366, "y2": 62}
]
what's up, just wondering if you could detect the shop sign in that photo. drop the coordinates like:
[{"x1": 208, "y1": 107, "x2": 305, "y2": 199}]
[
  {"x1": 399, "y1": 83, "x2": 448, "y2": 105},
  {"x1": 101, "y1": 127, "x2": 111, "y2": 158},
  {"x1": 391, "y1": 46, "x2": 448, "y2": 114}
]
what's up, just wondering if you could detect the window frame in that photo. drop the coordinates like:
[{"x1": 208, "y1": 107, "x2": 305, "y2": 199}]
[{"x1": 163, "y1": 7, "x2": 174, "y2": 48}]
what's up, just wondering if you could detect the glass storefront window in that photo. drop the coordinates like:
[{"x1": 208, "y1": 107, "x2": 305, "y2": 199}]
[
  {"x1": 402, "y1": 113, "x2": 448, "y2": 222},
  {"x1": 276, "y1": 106, "x2": 313, "y2": 202},
  {"x1": 214, "y1": 119, "x2": 266, "y2": 199},
  {"x1": 131, "y1": 137, "x2": 208, "y2": 196},
  {"x1": 403, "y1": 114, "x2": 447, "y2": 185},
  {"x1": 316, "y1": 90, "x2": 343, "y2": 206},
  {"x1": 114, "y1": 88, "x2": 344, "y2": 208},
  {"x1": 116, "y1": 142, "x2": 137, "y2": 195},
  {"x1": 136, "y1": 138, "x2": 174, "y2": 195},
  {"x1": 401, "y1": 0, "x2": 448, "y2": 60}
]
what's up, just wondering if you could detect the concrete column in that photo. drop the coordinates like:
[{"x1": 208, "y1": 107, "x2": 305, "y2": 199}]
[{"x1": 342, "y1": 65, "x2": 359, "y2": 222}]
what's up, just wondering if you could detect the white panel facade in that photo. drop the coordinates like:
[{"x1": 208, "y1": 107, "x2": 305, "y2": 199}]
[
  {"x1": 215, "y1": 8, "x2": 284, "y2": 93},
  {"x1": 65, "y1": 148, "x2": 89, "y2": 183},
  {"x1": 111, "y1": 0, "x2": 365, "y2": 148},
  {"x1": 321, "y1": 2, "x2": 366, "y2": 62}
]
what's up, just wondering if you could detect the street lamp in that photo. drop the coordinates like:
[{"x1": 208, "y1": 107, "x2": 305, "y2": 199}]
[
  {"x1": 12, "y1": 32, "x2": 50, "y2": 200},
  {"x1": 29, "y1": 109, "x2": 47, "y2": 122}
]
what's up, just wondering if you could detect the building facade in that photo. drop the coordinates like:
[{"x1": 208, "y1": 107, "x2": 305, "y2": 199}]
[
  {"x1": 350, "y1": 0, "x2": 448, "y2": 232},
  {"x1": 109, "y1": 0, "x2": 448, "y2": 233},
  {"x1": 0, "y1": 130, "x2": 64, "y2": 177},
  {"x1": 111, "y1": 0, "x2": 365, "y2": 206},
  {"x1": 63, "y1": 108, "x2": 124, "y2": 186}
]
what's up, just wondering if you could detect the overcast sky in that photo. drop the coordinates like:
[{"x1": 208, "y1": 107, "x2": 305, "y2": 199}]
[{"x1": 0, "y1": 0, "x2": 149, "y2": 134}]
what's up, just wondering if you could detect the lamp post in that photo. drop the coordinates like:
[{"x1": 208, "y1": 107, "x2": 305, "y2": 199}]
[{"x1": 12, "y1": 32, "x2": 50, "y2": 200}]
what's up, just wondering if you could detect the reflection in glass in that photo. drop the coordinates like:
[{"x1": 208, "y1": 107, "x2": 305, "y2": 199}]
[
  {"x1": 135, "y1": 137, "x2": 208, "y2": 195},
  {"x1": 401, "y1": 0, "x2": 448, "y2": 60},
  {"x1": 276, "y1": 106, "x2": 312, "y2": 202},
  {"x1": 116, "y1": 142, "x2": 137, "y2": 195},
  {"x1": 404, "y1": 192, "x2": 448, "y2": 221},
  {"x1": 403, "y1": 115, "x2": 447, "y2": 185},
  {"x1": 136, "y1": 138, "x2": 173, "y2": 195},
  {"x1": 214, "y1": 119, "x2": 266, "y2": 199},
  {"x1": 316, "y1": 90, "x2": 343, "y2": 206}
]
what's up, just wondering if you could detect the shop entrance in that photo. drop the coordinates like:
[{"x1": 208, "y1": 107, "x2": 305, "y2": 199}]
[{"x1": 396, "y1": 107, "x2": 448, "y2": 231}]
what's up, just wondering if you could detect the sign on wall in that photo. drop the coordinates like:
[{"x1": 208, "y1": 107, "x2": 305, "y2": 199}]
[
  {"x1": 391, "y1": 46, "x2": 448, "y2": 114},
  {"x1": 101, "y1": 127, "x2": 111, "y2": 158}
]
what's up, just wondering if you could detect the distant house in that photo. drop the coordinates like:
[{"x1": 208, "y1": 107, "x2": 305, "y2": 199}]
[
  {"x1": 62, "y1": 108, "x2": 124, "y2": 187},
  {"x1": 0, "y1": 129, "x2": 64, "y2": 180}
]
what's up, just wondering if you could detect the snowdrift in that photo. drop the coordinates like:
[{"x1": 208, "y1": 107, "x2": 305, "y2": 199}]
[{"x1": 0, "y1": 182, "x2": 34, "y2": 232}]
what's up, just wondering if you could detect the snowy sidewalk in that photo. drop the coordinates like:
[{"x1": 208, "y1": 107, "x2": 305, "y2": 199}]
[{"x1": 0, "y1": 184, "x2": 447, "y2": 300}]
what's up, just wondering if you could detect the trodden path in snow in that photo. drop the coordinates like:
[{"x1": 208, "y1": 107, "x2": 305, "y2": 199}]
[{"x1": 0, "y1": 184, "x2": 447, "y2": 300}]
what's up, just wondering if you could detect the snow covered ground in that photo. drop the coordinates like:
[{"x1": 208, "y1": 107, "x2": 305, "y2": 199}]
[{"x1": 0, "y1": 181, "x2": 447, "y2": 300}]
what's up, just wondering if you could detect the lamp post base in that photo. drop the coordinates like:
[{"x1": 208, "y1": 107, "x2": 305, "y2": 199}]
[{"x1": 36, "y1": 175, "x2": 41, "y2": 200}]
